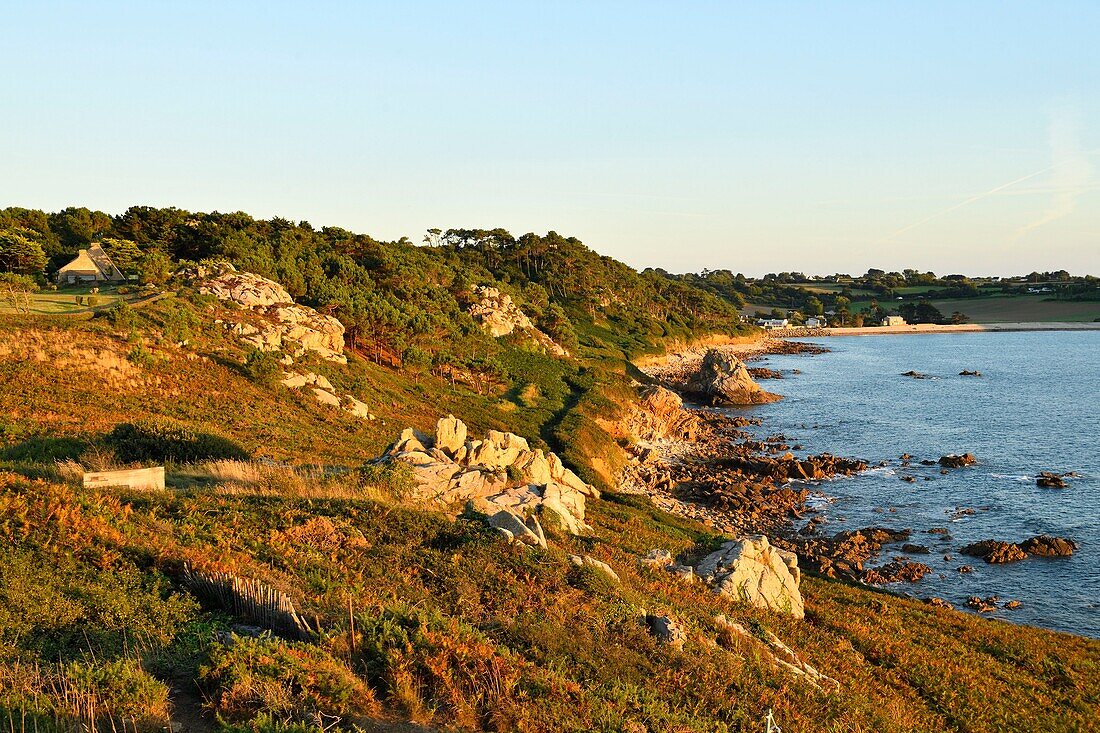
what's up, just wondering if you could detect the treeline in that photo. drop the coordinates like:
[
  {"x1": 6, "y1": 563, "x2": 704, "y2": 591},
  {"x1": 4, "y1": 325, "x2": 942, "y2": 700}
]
[{"x1": 0, "y1": 207, "x2": 752, "y2": 369}]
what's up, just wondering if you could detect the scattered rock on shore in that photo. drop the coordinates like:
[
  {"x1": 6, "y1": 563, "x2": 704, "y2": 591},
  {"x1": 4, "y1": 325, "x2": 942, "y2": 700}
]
[
  {"x1": 959, "y1": 370, "x2": 982, "y2": 376},
  {"x1": 862, "y1": 560, "x2": 932, "y2": 584},
  {"x1": 683, "y1": 349, "x2": 781, "y2": 406},
  {"x1": 1036, "y1": 472, "x2": 1068, "y2": 489},
  {"x1": 960, "y1": 540, "x2": 1028, "y2": 563},
  {"x1": 1019, "y1": 535, "x2": 1077, "y2": 557},
  {"x1": 939, "y1": 453, "x2": 977, "y2": 468}
]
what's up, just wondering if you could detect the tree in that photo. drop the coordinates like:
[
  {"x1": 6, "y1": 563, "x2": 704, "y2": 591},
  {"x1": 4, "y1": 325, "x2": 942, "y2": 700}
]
[
  {"x1": 138, "y1": 249, "x2": 174, "y2": 285},
  {"x1": 0, "y1": 229, "x2": 47, "y2": 276},
  {"x1": 805, "y1": 296, "x2": 824, "y2": 316},
  {"x1": 101, "y1": 237, "x2": 143, "y2": 274},
  {"x1": 0, "y1": 273, "x2": 38, "y2": 313}
]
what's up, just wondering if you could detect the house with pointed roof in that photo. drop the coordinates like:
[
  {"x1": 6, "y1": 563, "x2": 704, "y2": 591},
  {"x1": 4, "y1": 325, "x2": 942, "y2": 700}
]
[{"x1": 55, "y1": 243, "x2": 125, "y2": 285}]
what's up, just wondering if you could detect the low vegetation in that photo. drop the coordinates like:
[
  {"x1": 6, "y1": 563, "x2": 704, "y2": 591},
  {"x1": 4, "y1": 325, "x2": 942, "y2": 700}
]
[
  {"x1": 1, "y1": 205, "x2": 1098, "y2": 731},
  {"x1": 1, "y1": 471, "x2": 1097, "y2": 732}
]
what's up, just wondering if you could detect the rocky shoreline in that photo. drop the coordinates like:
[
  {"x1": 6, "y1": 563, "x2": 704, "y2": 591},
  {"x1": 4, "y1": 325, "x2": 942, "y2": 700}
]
[{"x1": 625, "y1": 337, "x2": 1079, "y2": 613}]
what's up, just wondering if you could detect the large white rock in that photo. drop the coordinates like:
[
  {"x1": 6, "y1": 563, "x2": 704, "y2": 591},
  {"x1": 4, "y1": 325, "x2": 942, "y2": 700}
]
[
  {"x1": 312, "y1": 387, "x2": 341, "y2": 408},
  {"x1": 376, "y1": 419, "x2": 596, "y2": 536},
  {"x1": 696, "y1": 535, "x2": 804, "y2": 619},
  {"x1": 512, "y1": 449, "x2": 553, "y2": 485},
  {"x1": 435, "y1": 415, "x2": 468, "y2": 456},
  {"x1": 196, "y1": 266, "x2": 346, "y2": 361}
]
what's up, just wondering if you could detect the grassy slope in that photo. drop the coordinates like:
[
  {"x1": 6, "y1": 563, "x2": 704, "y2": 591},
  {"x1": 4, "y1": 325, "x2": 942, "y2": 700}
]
[
  {"x1": 3, "y1": 474, "x2": 1098, "y2": 733},
  {"x1": 2, "y1": 294, "x2": 1099, "y2": 732}
]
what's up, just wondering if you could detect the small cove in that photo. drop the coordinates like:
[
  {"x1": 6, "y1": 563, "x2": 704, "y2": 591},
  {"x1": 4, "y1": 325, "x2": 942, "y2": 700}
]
[{"x1": 736, "y1": 331, "x2": 1100, "y2": 637}]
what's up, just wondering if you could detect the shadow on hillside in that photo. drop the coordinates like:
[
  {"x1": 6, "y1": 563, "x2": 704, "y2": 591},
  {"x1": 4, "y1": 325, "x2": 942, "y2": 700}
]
[{"x1": 0, "y1": 436, "x2": 87, "y2": 463}]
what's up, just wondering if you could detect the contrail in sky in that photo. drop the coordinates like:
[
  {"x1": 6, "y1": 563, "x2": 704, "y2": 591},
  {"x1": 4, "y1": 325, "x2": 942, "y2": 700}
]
[
  {"x1": 878, "y1": 165, "x2": 1057, "y2": 244},
  {"x1": 1013, "y1": 109, "x2": 1095, "y2": 241}
]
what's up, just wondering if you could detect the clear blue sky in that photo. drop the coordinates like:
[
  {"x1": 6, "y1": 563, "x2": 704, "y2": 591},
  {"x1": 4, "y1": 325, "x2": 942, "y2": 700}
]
[{"x1": 3, "y1": 2, "x2": 1098, "y2": 276}]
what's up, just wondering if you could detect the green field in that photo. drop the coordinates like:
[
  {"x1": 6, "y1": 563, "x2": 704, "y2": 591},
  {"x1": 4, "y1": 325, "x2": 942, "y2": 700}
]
[
  {"x1": 788, "y1": 282, "x2": 878, "y2": 296},
  {"x1": 930, "y1": 295, "x2": 1100, "y2": 323}
]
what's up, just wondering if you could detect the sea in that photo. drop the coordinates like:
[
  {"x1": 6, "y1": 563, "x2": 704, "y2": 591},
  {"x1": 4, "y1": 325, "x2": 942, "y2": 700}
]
[{"x1": 738, "y1": 330, "x2": 1100, "y2": 638}]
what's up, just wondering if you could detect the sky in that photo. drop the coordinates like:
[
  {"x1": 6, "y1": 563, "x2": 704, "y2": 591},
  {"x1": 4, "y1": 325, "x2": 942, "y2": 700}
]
[{"x1": 2, "y1": 1, "x2": 1098, "y2": 277}]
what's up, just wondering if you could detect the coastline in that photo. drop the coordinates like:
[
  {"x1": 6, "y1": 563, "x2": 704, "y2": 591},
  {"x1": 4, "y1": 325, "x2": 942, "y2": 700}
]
[{"x1": 628, "y1": 335, "x2": 1090, "y2": 629}]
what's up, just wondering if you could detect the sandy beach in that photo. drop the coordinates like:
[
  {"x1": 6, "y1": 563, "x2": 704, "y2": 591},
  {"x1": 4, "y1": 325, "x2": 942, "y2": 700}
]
[{"x1": 817, "y1": 321, "x2": 1100, "y2": 337}]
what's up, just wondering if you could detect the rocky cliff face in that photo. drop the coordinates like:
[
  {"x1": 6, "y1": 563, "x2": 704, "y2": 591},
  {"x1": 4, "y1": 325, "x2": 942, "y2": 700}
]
[
  {"x1": 466, "y1": 286, "x2": 568, "y2": 357},
  {"x1": 191, "y1": 264, "x2": 347, "y2": 363},
  {"x1": 623, "y1": 386, "x2": 700, "y2": 443},
  {"x1": 683, "y1": 349, "x2": 780, "y2": 406},
  {"x1": 379, "y1": 415, "x2": 596, "y2": 535}
]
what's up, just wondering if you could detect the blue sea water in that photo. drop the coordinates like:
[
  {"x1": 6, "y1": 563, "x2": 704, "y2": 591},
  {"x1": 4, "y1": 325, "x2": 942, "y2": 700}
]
[{"x1": 738, "y1": 331, "x2": 1100, "y2": 637}]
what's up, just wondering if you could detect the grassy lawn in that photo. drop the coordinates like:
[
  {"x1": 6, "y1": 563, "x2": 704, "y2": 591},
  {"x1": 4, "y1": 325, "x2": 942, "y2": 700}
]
[{"x1": 0, "y1": 284, "x2": 130, "y2": 316}]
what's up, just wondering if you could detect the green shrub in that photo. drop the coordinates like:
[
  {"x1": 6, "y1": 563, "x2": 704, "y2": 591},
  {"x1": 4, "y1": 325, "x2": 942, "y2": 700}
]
[
  {"x1": 64, "y1": 658, "x2": 169, "y2": 721},
  {"x1": 199, "y1": 635, "x2": 377, "y2": 725},
  {"x1": 104, "y1": 300, "x2": 135, "y2": 328},
  {"x1": 126, "y1": 343, "x2": 155, "y2": 368},
  {"x1": 357, "y1": 461, "x2": 416, "y2": 501},
  {"x1": 244, "y1": 348, "x2": 281, "y2": 386},
  {"x1": 107, "y1": 418, "x2": 250, "y2": 463}
]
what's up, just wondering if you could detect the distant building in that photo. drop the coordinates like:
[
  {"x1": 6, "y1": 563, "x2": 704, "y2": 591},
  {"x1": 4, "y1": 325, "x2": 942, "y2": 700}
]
[
  {"x1": 882, "y1": 315, "x2": 906, "y2": 326},
  {"x1": 760, "y1": 318, "x2": 789, "y2": 329},
  {"x1": 805, "y1": 317, "x2": 825, "y2": 328},
  {"x1": 55, "y1": 244, "x2": 125, "y2": 285}
]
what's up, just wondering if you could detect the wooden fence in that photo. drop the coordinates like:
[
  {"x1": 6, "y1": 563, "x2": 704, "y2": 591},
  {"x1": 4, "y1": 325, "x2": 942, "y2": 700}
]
[{"x1": 181, "y1": 564, "x2": 316, "y2": 641}]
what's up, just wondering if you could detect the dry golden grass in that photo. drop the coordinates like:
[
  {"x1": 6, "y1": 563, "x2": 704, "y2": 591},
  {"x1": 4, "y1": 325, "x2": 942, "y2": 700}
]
[{"x1": 173, "y1": 460, "x2": 396, "y2": 502}]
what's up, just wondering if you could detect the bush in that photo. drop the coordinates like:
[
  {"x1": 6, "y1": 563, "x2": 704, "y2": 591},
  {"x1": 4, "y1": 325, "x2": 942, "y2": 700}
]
[
  {"x1": 126, "y1": 343, "x2": 155, "y2": 368},
  {"x1": 104, "y1": 300, "x2": 136, "y2": 328},
  {"x1": 244, "y1": 348, "x2": 281, "y2": 386},
  {"x1": 106, "y1": 418, "x2": 250, "y2": 464},
  {"x1": 199, "y1": 635, "x2": 377, "y2": 725},
  {"x1": 357, "y1": 461, "x2": 416, "y2": 501}
]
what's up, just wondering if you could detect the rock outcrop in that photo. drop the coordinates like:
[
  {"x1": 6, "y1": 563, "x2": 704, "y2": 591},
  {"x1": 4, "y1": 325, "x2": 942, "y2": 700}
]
[
  {"x1": 1019, "y1": 535, "x2": 1077, "y2": 557},
  {"x1": 696, "y1": 535, "x2": 804, "y2": 619},
  {"x1": 963, "y1": 535, "x2": 1081, "y2": 563},
  {"x1": 192, "y1": 264, "x2": 347, "y2": 363},
  {"x1": 683, "y1": 349, "x2": 780, "y2": 406},
  {"x1": 939, "y1": 453, "x2": 977, "y2": 468},
  {"x1": 714, "y1": 616, "x2": 839, "y2": 691},
  {"x1": 961, "y1": 540, "x2": 1028, "y2": 563},
  {"x1": 623, "y1": 386, "x2": 700, "y2": 443},
  {"x1": 645, "y1": 614, "x2": 686, "y2": 650},
  {"x1": 377, "y1": 415, "x2": 597, "y2": 535},
  {"x1": 279, "y1": 371, "x2": 375, "y2": 421},
  {"x1": 466, "y1": 286, "x2": 568, "y2": 357},
  {"x1": 1036, "y1": 472, "x2": 1068, "y2": 488}
]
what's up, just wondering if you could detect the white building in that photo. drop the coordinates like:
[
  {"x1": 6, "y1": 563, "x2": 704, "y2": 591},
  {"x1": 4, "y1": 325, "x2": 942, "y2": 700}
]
[
  {"x1": 805, "y1": 317, "x2": 825, "y2": 328},
  {"x1": 55, "y1": 243, "x2": 125, "y2": 285},
  {"x1": 760, "y1": 318, "x2": 789, "y2": 329}
]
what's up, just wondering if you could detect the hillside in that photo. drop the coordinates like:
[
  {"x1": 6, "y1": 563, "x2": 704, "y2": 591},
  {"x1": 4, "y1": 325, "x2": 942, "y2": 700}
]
[{"x1": 1, "y1": 208, "x2": 1099, "y2": 732}]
